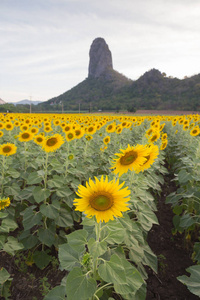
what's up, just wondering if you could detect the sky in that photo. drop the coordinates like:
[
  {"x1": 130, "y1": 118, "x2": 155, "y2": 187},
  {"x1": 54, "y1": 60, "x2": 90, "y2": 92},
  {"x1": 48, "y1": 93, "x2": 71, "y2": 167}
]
[{"x1": 1, "y1": 0, "x2": 200, "y2": 103}]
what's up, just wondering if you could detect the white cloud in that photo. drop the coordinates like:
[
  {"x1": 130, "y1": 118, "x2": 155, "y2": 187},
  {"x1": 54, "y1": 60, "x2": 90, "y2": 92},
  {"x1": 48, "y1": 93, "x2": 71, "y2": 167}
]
[{"x1": 0, "y1": 0, "x2": 200, "y2": 102}]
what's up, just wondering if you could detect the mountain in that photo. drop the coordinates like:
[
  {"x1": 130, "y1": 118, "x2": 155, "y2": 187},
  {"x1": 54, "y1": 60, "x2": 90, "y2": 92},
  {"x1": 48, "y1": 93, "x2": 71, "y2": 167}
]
[
  {"x1": 39, "y1": 38, "x2": 200, "y2": 112},
  {"x1": 0, "y1": 98, "x2": 6, "y2": 105},
  {"x1": 11, "y1": 99, "x2": 43, "y2": 106}
]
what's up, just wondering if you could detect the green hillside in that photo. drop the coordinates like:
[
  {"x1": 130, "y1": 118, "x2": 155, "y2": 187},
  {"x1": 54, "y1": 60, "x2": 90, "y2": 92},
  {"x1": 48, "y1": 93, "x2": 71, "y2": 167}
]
[{"x1": 39, "y1": 69, "x2": 200, "y2": 112}]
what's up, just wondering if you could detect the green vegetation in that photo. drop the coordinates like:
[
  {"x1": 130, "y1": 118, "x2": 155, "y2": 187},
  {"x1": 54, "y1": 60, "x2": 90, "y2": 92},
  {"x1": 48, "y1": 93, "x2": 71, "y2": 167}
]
[{"x1": 37, "y1": 68, "x2": 200, "y2": 112}]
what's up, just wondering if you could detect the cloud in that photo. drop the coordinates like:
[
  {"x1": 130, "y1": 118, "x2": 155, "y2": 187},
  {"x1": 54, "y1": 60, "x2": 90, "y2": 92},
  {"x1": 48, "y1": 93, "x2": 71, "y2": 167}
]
[{"x1": 0, "y1": 0, "x2": 200, "y2": 102}]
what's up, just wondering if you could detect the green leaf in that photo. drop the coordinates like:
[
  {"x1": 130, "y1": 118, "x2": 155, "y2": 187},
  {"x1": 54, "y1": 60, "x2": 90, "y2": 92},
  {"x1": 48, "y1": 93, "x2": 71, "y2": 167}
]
[
  {"x1": 178, "y1": 170, "x2": 192, "y2": 184},
  {"x1": 129, "y1": 242, "x2": 144, "y2": 264},
  {"x1": 0, "y1": 235, "x2": 6, "y2": 250},
  {"x1": 136, "y1": 202, "x2": 158, "y2": 231},
  {"x1": 55, "y1": 208, "x2": 73, "y2": 227},
  {"x1": 66, "y1": 267, "x2": 97, "y2": 300},
  {"x1": 18, "y1": 186, "x2": 35, "y2": 200},
  {"x1": 33, "y1": 186, "x2": 51, "y2": 203},
  {"x1": 81, "y1": 216, "x2": 96, "y2": 227},
  {"x1": 178, "y1": 265, "x2": 200, "y2": 296},
  {"x1": 27, "y1": 171, "x2": 43, "y2": 184},
  {"x1": 98, "y1": 254, "x2": 127, "y2": 285},
  {"x1": 22, "y1": 207, "x2": 42, "y2": 231},
  {"x1": 173, "y1": 205, "x2": 183, "y2": 215},
  {"x1": 70, "y1": 178, "x2": 81, "y2": 189},
  {"x1": 44, "y1": 285, "x2": 66, "y2": 300},
  {"x1": 59, "y1": 244, "x2": 80, "y2": 271},
  {"x1": 142, "y1": 245, "x2": 157, "y2": 273},
  {"x1": 7, "y1": 168, "x2": 20, "y2": 178},
  {"x1": 67, "y1": 229, "x2": 88, "y2": 253},
  {"x1": 193, "y1": 242, "x2": 200, "y2": 263},
  {"x1": 56, "y1": 186, "x2": 74, "y2": 198},
  {"x1": 4, "y1": 183, "x2": 21, "y2": 197},
  {"x1": 0, "y1": 268, "x2": 10, "y2": 285},
  {"x1": 48, "y1": 175, "x2": 66, "y2": 188},
  {"x1": 166, "y1": 193, "x2": 183, "y2": 205},
  {"x1": 20, "y1": 234, "x2": 39, "y2": 250},
  {"x1": 102, "y1": 220, "x2": 125, "y2": 244},
  {"x1": 40, "y1": 200, "x2": 60, "y2": 219},
  {"x1": 33, "y1": 251, "x2": 52, "y2": 270},
  {"x1": 3, "y1": 236, "x2": 24, "y2": 256},
  {"x1": 0, "y1": 218, "x2": 18, "y2": 233},
  {"x1": 50, "y1": 159, "x2": 64, "y2": 173},
  {"x1": 179, "y1": 214, "x2": 196, "y2": 229},
  {"x1": 88, "y1": 238, "x2": 107, "y2": 259},
  {"x1": 113, "y1": 256, "x2": 144, "y2": 295},
  {"x1": 38, "y1": 228, "x2": 56, "y2": 247},
  {"x1": 0, "y1": 212, "x2": 8, "y2": 218}
]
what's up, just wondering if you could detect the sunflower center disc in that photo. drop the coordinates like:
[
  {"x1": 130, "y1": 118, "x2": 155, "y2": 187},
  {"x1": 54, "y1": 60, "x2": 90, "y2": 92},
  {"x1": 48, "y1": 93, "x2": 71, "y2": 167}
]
[
  {"x1": 47, "y1": 138, "x2": 57, "y2": 146},
  {"x1": 3, "y1": 146, "x2": 11, "y2": 153},
  {"x1": 120, "y1": 151, "x2": 138, "y2": 165},
  {"x1": 68, "y1": 134, "x2": 73, "y2": 139},
  {"x1": 91, "y1": 194, "x2": 113, "y2": 211},
  {"x1": 22, "y1": 133, "x2": 30, "y2": 139}
]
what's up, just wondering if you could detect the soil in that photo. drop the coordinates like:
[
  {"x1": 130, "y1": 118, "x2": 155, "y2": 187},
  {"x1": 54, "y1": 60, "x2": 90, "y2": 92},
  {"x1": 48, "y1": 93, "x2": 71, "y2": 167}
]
[{"x1": 0, "y1": 173, "x2": 199, "y2": 300}]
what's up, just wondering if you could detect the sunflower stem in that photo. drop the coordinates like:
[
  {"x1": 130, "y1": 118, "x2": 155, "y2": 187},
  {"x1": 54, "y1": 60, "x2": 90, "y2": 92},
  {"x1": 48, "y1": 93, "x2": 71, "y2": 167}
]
[
  {"x1": 44, "y1": 152, "x2": 49, "y2": 196},
  {"x1": 95, "y1": 221, "x2": 101, "y2": 242},
  {"x1": 24, "y1": 142, "x2": 28, "y2": 172},
  {"x1": 1, "y1": 156, "x2": 6, "y2": 197},
  {"x1": 92, "y1": 221, "x2": 101, "y2": 281}
]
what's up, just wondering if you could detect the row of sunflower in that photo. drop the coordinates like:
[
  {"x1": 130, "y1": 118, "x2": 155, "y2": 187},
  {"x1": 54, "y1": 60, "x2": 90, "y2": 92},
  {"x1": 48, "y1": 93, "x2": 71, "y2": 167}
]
[
  {"x1": 0, "y1": 112, "x2": 199, "y2": 299},
  {"x1": 163, "y1": 119, "x2": 200, "y2": 297}
]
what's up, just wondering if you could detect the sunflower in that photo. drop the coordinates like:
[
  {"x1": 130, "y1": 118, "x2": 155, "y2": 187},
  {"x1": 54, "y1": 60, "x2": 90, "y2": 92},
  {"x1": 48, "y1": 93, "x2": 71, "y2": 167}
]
[
  {"x1": 14, "y1": 121, "x2": 20, "y2": 127},
  {"x1": 44, "y1": 126, "x2": 52, "y2": 133},
  {"x1": 34, "y1": 134, "x2": 45, "y2": 145},
  {"x1": 115, "y1": 125, "x2": 123, "y2": 134},
  {"x1": 30, "y1": 127, "x2": 39, "y2": 135},
  {"x1": 68, "y1": 154, "x2": 74, "y2": 160},
  {"x1": 145, "y1": 128, "x2": 153, "y2": 137},
  {"x1": 106, "y1": 122, "x2": 116, "y2": 133},
  {"x1": 190, "y1": 126, "x2": 200, "y2": 137},
  {"x1": 20, "y1": 124, "x2": 29, "y2": 131},
  {"x1": 53, "y1": 119, "x2": 61, "y2": 126},
  {"x1": 0, "y1": 122, "x2": 4, "y2": 129},
  {"x1": 74, "y1": 176, "x2": 130, "y2": 223},
  {"x1": 148, "y1": 131, "x2": 160, "y2": 143},
  {"x1": 111, "y1": 144, "x2": 149, "y2": 176},
  {"x1": 86, "y1": 125, "x2": 96, "y2": 135},
  {"x1": 0, "y1": 143, "x2": 17, "y2": 156},
  {"x1": 0, "y1": 197, "x2": 10, "y2": 210},
  {"x1": 160, "y1": 140, "x2": 168, "y2": 150},
  {"x1": 136, "y1": 144, "x2": 159, "y2": 173},
  {"x1": 74, "y1": 128, "x2": 84, "y2": 139},
  {"x1": 65, "y1": 131, "x2": 75, "y2": 142},
  {"x1": 161, "y1": 133, "x2": 168, "y2": 141},
  {"x1": 103, "y1": 136, "x2": 110, "y2": 145},
  {"x1": 5, "y1": 122, "x2": 14, "y2": 131},
  {"x1": 85, "y1": 135, "x2": 93, "y2": 141},
  {"x1": 18, "y1": 131, "x2": 34, "y2": 142},
  {"x1": 42, "y1": 134, "x2": 64, "y2": 152},
  {"x1": 0, "y1": 130, "x2": 4, "y2": 137}
]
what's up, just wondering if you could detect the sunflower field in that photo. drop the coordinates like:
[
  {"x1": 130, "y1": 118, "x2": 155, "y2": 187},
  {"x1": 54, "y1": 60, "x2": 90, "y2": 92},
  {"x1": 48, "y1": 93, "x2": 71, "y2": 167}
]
[{"x1": 0, "y1": 112, "x2": 200, "y2": 299}]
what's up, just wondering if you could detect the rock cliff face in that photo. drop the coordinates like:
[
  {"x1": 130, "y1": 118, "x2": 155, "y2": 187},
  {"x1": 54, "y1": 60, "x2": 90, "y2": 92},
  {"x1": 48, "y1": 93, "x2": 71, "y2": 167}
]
[
  {"x1": 0, "y1": 98, "x2": 6, "y2": 105},
  {"x1": 88, "y1": 37, "x2": 113, "y2": 78}
]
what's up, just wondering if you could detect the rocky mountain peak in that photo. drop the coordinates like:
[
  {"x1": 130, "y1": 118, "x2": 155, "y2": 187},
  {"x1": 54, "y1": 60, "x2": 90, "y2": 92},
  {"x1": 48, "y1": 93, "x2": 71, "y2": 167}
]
[
  {"x1": 88, "y1": 37, "x2": 113, "y2": 78},
  {"x1": 0, "y1": 98, "x2": 6, "y2": 105}
]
